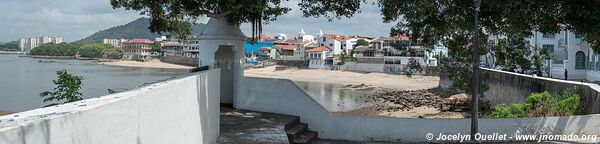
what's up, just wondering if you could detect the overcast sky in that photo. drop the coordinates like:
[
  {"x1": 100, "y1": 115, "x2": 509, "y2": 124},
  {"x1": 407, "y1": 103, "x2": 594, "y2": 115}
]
[{"x1": 0, "y1": 0, "x2": 396, "y2": 42}]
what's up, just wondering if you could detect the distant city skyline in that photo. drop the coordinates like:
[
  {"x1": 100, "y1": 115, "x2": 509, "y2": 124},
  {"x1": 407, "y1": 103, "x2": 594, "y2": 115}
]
[{"x1": 0, "y1": 0, "x2": 396, "y2": 42}]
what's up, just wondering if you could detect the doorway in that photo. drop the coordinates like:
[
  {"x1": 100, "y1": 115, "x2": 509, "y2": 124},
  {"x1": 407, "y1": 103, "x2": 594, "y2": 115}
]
[{"x1": 214, "y1": 46, "x2": 235, "y2": 102}]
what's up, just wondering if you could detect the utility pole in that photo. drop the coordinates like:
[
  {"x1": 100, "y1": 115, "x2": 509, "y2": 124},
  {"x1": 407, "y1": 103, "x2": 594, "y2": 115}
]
[{"x1": 471, "y1": 0, "x2": 481, "y2": 143}]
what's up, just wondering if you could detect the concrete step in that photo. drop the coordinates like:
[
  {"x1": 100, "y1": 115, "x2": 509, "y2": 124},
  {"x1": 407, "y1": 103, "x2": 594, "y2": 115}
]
[
  {"x1": 285, "y1": 117, "x2": 300, "y2": 129},
  {"x1": 286, "y1": 123, "x2": 308, "y2": 138},
  {"x1": 293, "y1": 130, "x2": 318, "y2": 144}
]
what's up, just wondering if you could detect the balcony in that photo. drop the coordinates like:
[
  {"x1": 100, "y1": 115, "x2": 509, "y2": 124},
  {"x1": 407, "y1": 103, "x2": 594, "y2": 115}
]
[{"x1": 558, "y1": 38, "x2": 567, "y2": 47}]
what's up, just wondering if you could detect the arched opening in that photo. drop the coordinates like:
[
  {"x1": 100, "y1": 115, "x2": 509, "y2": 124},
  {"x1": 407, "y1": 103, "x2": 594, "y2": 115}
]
[
  {"x1": 214, "y1": 46, "x2": 235, "y2": 101},
  {"x1": 575, "y1": 51, "x2": 586, "y2": 69}
]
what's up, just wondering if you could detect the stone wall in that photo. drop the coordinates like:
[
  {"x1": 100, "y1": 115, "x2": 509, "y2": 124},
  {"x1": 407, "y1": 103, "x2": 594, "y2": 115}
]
[
  {"x1": 0, "y1": 69, "x2": 220, "y2": 144},
  {"x1": 341, "y1": 62, "x2": 384, "y2": 72},
  {"x1": 161, "y1": 56, "x2": 199, "y2": 67}
]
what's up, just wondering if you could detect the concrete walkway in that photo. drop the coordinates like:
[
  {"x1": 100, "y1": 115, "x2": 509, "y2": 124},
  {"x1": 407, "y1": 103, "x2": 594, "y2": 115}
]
[
  {"x1": 219, "y1": 107, "x2": 572, "y2": 144},
  {"x1": 219, "y1": 106, "x2": 295, "y2": 143}
]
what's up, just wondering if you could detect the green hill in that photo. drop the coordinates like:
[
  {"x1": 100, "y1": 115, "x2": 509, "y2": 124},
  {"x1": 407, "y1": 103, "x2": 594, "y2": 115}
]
[{"x1": 76, "y1": 17, "x2": 206, "y2": 43}]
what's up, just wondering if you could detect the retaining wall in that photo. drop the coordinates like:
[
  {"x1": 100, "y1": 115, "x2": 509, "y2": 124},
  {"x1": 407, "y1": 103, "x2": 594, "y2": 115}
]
[
  {"x1": 160, "y1": 56, "x2": 199, "y2": 67},
  {"x1": 482, "y1": 68, "x2": 600, "y2": 114},
  {"x1": 239, "y1": 76, "x2": 600, "y2": 143},
  {"x1": 341, "y1": 62, "x2": 384, "y2": 72},
  {"x1": 0, "y1": 69, "x2": 220, "y2": 144}
]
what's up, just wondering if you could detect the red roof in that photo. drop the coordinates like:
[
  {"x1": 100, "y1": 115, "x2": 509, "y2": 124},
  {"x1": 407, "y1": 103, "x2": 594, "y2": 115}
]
[
  {"x1": 326, "y1": 34, "x2": 349, "y2": 42},
  {"x1": 258, "y1": 47, "x2": 271, "y2": 51},
  {"x1": 259, "y1": 34, "x2": 269, "y2": 39},
  {"x1": 276, "y1": 44, "x2": 296, "y2": 50},
  {"x1": 305, "y1": 46, "x2": 329, "y2": 52},
  {"x1": 122, "y1": 39, "x2": 154, "y2": 44},
  {"x1": 283, "y1": 38, "x2": 295, "y2": 44}
]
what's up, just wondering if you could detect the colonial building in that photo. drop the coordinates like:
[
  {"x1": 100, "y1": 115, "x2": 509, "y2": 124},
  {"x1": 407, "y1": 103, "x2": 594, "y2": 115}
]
[
  {"x1": 161, "y1": 41, "x2": 184, "y2": 57},
  {"x1": 530, "y1": 31, "x2": 599, "y2": 81},
  {"x1": 183, "y1": 36, "x2": 201, "y2": 58},
  {"x1": 121, "y1": 39, "x2": 154, "y2": 61},
  {"x1": 306, "y1": 46, "x2": 332, "y2": 69},
  {"x1": 319, "y1": 33, "x2": 349, "y2": 56}
]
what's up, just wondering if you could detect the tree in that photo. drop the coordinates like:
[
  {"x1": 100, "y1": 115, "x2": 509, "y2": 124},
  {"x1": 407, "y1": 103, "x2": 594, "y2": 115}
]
[
  {"x1": 112, "y1": 0, "x2": 600, "y2": 141},
  {"x1": 406, "y1": 58, "x2": 423, "y2": 77},
  {"x1": 110, "y1": 0, "x2": 291, "y2": 41},
  {"x1": 152, "y1": 41, "x2": 162, "y2": 54},
  {"x1": 356, "y1": 39, "x2": 369, "y2": 47},
  {"x1": 79, "y1": 43, "x2": 106, "y2": 58},
  {"x1": 40, "y1": 70, "x2": 84, "y2": 107}
]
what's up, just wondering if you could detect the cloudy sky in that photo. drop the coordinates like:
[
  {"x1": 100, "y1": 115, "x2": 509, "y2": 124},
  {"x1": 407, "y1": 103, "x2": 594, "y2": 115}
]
[{"x1": 0, "y1": 0, "x2": 396, "y2": 42}]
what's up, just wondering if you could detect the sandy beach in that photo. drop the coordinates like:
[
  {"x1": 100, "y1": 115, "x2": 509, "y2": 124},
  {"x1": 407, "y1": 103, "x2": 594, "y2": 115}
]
[
  {"x1": 244, "y1": 66, "x2": 439, "y2": 90},
  {"x1": 0, "y1": 111, "x2": 11, "y2": 116},
  {"x1": 98, "y1": 59, "x2": 194, "y2": 70}
]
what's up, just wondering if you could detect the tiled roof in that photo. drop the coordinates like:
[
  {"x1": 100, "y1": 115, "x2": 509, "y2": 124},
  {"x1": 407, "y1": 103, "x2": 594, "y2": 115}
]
[
  {"x1": 306, "y1": 46, "x2": 330, "y2": 52},
  {"x1": 326, "y1": 34, "x2": 349, "y2": 42},
  {"x1": 161, "y1": 41, "x2": 183, "y2": 46},
  {"x1": 283, "y1": 38, "x2": 296, "y2": 44},
  {"x1": 258, "y1": 47, "x2": 271, "y2": 51},
  {"x1": 275, "y1": 44, "x2": 297, "y2": 50},
  {"x1": 123, "y1": 39, "x2": 154, "y2": 44}
]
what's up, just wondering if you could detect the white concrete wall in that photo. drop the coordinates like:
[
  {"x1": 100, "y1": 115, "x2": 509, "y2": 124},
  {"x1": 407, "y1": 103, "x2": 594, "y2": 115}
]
[
  {"x1": 197, "y1": 17, "x2": 246, "y2": 104},
  {"x1": 342, "y1": 62, "x2": 384, "y2": 72},
  {"x1": 0, "y1": 70, "x2": 220, "y2": 144},
  {"x1": 239, "y1": 76, "x2": 600, "y2": 143},
  {"x1": 587, "y1": 70, "x2": 600, "y2": 82}
]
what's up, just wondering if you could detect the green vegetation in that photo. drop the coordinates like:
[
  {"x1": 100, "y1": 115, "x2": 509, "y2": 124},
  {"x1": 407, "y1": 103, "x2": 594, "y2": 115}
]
[
  {"x1": 79, "y1": 43, "x2": 123, "y2": 59},
  {"x1": 356, "y1": 39, "x2": 369, "y2": 47},
  {"x1": 76, "y1": 18, "x2": 206, "y2": 43},
  {"x1": 490, "y1": 90, "x2": 581, "y2": 118},
  {"x1": 406, "y1": 58, "x2": 423, "y2": 77},
  {"x1": 0, "y1": 41, "x2": 19, "y2": 51},
  {"x1": 29, "y1": 43, "x2": 122, "y2": 59},
  {"x1": 30, "y1": 43, "x2": 81, "y2": 56},
  {"x1": 111, "y1": 0, "x2": 600, "y2": 122},
  {"x1": 40, "y1": 70, "x2": 84, "y2": 107}
]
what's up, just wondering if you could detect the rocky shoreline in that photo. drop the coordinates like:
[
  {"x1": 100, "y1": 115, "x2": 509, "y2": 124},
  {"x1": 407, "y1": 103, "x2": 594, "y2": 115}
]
[
  {"x1": 0, "y1": 111, "x2": 12, "y2": 116},
  {"x1": 334, "y1": 88, "x2": 472, "y2": 118}
]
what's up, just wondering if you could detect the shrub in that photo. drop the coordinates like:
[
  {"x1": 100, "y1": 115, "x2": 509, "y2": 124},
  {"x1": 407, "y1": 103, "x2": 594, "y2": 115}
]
[
  {"x1": 489, "y1": 90, "x2": 581, "y2": 118},
  {"x1": 490, "y1": 104, "x2": 526, "y2": 118}
]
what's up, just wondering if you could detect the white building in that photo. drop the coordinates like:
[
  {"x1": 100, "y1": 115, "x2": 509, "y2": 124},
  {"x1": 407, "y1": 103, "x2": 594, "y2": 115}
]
[
  {"x1": 527, "y1": 31, "x2": 599, "y2": 82},
  {"x1": 18, "y1": 36, "x2": 63, "y2": 52},
  {"x1": 319, "y1": 33, "x2": 348, "y2": 56},
  {"x1": 121, "y1": 39, "x2": 154, "y2": 61},
  {"x1": 103, "y1": 39, "x2": 128, "y2": 47},
  {"x1": 183, "y1": 35, "x2": 201, "y2": 58},
  {"x1": 425, "y1": 43, "x2": 448, "y2": 66},
  {"x1": 306, "y1": 46, "x2": 332, "y2": 69}
]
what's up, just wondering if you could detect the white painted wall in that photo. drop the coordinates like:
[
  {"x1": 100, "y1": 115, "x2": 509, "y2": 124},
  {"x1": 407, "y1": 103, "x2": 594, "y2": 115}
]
[
  {"x1": 198, "y1": 17, "x2": 246, "y2": 104},
  {"x1": 239, "y1": 76, "x2": 600, "y2": 143},
  {"x1": 341, "y1": 62, "x2": 385, "y2": 72},
  {"x1": 0, "y1": 70, "x2": 220, "y2": 144}
]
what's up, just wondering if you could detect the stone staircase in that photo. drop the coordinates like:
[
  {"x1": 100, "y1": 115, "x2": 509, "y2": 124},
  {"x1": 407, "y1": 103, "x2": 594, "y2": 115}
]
[{"x1": 285, "y1": 117, "x2": 318, "y2": 144}]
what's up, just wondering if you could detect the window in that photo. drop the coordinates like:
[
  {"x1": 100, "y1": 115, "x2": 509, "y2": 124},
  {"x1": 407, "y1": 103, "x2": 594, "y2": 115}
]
[
  {"x1": 542, "y1": 33, "x2": 555, "y2": 38},
  {"x1": 542, "y1": 45, "x2": 554, "y2": 53},
  {"x1": 329, "y1": 43, "x2": 333, "y2": 47},
  {"x1": 575, "y1": 51, "x2": 586, "y2": 69}
]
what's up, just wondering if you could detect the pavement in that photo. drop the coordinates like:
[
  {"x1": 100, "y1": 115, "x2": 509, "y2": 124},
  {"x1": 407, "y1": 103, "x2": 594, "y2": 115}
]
[
  {"x1": 218, "y1": 107, "x2": 579, "y2": 144},
  {"x1": 219, "y1": 106, "x2": 295, "y2": 143}
]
